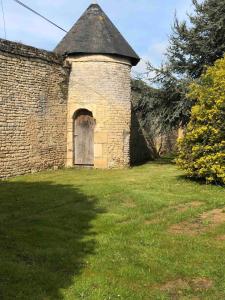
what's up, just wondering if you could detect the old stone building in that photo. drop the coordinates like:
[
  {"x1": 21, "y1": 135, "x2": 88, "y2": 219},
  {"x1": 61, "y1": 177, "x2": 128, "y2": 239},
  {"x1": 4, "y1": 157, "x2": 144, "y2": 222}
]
[{"x1": 0, "y1": 3, "x2": 151, "y2": 178}]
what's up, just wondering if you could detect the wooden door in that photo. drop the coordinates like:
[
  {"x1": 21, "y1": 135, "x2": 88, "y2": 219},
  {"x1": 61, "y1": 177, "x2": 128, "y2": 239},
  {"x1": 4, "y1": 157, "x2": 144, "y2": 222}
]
[{"x1": 74, "y1": 110, "x2": 95, "y2": 166}]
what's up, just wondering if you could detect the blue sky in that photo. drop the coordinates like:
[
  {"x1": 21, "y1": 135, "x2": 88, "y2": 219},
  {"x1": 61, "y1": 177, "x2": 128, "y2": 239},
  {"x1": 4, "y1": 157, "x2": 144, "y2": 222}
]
[{"x1": 0, "y1": 0, "x2": 194, "y2": 74}]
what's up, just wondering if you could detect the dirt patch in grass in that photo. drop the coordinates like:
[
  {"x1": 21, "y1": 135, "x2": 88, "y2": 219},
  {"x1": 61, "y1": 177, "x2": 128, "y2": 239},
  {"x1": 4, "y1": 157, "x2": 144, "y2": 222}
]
[
  {"x1": 160, "y1": 278, "x2": 189, "y2": 292},
  {"x1": 158, "y1": 277, "x2": 213, "y2": 299},
  {"x1": 144, "y1": 219, "x2": 157, "y2": 225},
  {"x1": 201, "y1": 208, "x2": 225, "y2": 225},
  {"x1": 169, "y1": 208, "x2": 225, "y2": 235},
  {"x1": 176, "y1": 201, "x2": 203, "y2": 213},
  {"x1": 216, "y1": 234, "x2": 225, "y2": 241},
  {"x1": 122, "y1": 198, "x2": 136, "y2": 208},
  {"x1": 118, "y1": 218, "x2": 132, "y2": 225},
  {"x1": 169, "y1": 220, "x2": 203, "y2": 236},
  {"x1": 144, "y1": 202, "x2": 204, "y2": 226},
  {"x1": 191, "y1": 278, "x2": 213, "y2": 291}
]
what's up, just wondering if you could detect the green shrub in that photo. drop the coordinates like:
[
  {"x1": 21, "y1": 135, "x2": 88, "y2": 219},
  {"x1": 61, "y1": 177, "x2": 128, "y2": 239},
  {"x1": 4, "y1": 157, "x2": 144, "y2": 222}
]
[{"x1": 177, "y1": 57, "x2": 225, "y2": 184}]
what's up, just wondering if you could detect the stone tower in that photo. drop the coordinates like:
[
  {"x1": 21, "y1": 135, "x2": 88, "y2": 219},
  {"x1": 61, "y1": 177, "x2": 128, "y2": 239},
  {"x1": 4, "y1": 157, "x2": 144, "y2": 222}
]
[{"x1": 55, "y1": 3, "x2": 140, "y2": 168}]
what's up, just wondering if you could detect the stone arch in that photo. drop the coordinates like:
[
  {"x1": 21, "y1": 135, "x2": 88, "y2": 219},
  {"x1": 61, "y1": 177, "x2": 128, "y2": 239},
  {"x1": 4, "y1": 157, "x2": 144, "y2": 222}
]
[{"x1": 73, "y1": 108, "x2": 93, "y2": 120}]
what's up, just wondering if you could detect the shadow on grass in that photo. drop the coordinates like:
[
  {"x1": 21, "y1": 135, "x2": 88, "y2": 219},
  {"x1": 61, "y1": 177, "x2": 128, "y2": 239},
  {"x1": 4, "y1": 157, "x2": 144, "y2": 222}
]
[
  {"x1": 0, "y1": 180, "x2": 104, "y2": 300},
  {"x1": 176, "y1": 174, "x2": 225, "y2": 187},
  {"x1": 176, "y1": 174, "x2": 207, "y2": 185},
  {"x1": 148, "y1": 156, "x2": 176, "y2": 165}
]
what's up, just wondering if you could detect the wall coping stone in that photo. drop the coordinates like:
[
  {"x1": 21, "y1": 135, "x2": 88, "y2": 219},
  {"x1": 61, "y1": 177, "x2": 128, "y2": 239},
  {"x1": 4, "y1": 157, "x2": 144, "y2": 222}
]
[{"x1": 0, "y1": 38, "x2": 65, "y2": 65}]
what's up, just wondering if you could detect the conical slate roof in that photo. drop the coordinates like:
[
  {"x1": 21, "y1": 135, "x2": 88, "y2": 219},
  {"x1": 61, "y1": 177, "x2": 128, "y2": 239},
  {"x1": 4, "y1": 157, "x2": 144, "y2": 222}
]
[{"x1": 54, "y1": 4, "x2": 140, "y2": 66}]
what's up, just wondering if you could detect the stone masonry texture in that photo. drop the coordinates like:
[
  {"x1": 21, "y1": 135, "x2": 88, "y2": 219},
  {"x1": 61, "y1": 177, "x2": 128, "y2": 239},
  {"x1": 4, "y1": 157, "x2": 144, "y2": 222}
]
[
  {"x1": 130, "y1": 109, "x2": 152, "y2": 165},
  {"x1": 66, "y1": 54, "x2": 132, "y2": 169},
  {"x1": 0, "y1": 39, "x2": 70, "y2": 178},
  {"x1": 0, "y1": 40, "x2": 150, "y2": 178}
]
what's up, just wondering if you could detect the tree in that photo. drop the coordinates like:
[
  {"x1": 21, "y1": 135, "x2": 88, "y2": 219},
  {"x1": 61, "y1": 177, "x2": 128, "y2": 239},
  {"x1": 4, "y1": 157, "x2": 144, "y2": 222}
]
[
  {"x1": 131, "y1": 79, "x2": 160, "y2": 157},
  {"x1": 168, "y1": 0, "x2": 225, "y2": 78},
  {"x1": 177, "y1": 56, "x2": 225, "y2": 184},
  {"x1": 145, "y1": 0, "x2": 225, "y2": 130},
  {"x1": 146, "y1": 63, "x2": 193, "y2": 130},
  {"x1": 131, "y1": 78, "x2": 186, "y2": 156}
]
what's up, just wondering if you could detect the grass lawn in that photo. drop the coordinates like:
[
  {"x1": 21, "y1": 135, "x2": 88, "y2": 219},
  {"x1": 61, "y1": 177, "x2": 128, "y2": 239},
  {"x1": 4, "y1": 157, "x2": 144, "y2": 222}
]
[{"x1": 1, "y1": 160, "x2": 225, "y2": 299}]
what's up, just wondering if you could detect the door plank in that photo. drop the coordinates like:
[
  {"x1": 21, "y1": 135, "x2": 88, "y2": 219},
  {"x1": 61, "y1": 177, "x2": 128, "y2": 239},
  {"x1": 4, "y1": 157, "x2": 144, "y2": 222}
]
[{"x1": 74, "y1": 111, "x2": 95, "y2": 166}]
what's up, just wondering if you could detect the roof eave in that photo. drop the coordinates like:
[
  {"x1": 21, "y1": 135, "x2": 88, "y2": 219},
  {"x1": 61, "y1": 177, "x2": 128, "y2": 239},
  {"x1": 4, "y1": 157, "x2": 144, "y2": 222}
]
[{"x1": 64, "y1": 51, "x2": 140, "y2": 66}]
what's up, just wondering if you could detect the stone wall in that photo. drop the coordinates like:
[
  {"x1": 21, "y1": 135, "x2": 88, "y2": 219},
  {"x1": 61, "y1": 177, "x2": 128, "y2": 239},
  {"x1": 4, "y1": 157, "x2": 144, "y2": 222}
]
[
  {"x1": 156, "y1": 127, "x2": 185, "y2": 156},
  {"x1": 156, "y1": 131, "x2": 179, "y2": 155},
  {"x1": 0, "y1": 39, "x2": 70, "y2": 178},
  {"x1": 66, "y1": 54, "x2": 131, "y2": 168},
  {"x1": 130, "y1": 109, "x2": 153, "y2": 165}
]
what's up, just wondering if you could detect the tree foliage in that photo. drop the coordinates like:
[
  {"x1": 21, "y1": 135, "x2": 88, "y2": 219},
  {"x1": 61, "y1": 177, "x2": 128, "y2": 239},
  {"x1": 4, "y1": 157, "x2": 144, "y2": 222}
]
[
  {"x1": 131, "y1": 79, "x2": 159, "y2": 129},
  {"x1": 146, "y1": 63, "x2": 193, "y2": 129},
  {"x1": 131, "y1": 79, "x2": 160, "y2": 157},
  {"x1": 145, "y1": 0, "x2": 225, "y2": 130},
  {"x1": 168, "y1": 0, "x2": 225, "y2": 78},
  {"x1": 177, "y1": 57, "x2": 225, "y2": 184},
  {"x1": 131, "y1": 78, "x2": 185, "y2": 157}
]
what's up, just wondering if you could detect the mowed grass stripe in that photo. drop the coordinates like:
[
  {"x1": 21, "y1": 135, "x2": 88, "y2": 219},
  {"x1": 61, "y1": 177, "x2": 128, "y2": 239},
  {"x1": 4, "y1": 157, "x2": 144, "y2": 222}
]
[{"x1": 0, "y1": 159, "x2": 225, "y2": 299}]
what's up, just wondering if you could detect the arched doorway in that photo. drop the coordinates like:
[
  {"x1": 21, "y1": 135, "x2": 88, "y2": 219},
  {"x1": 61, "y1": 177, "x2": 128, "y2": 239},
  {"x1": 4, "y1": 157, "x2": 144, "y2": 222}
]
[{"x1": 73, "y1": 109, "x2": 95, "y2": 166}]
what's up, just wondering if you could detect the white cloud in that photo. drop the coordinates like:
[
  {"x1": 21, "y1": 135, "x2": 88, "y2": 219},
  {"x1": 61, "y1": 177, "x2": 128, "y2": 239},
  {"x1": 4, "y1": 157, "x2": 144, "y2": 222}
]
[
  {"x1": 132, "y1": 57, "x2": 149, "y2": 78},
  {"x1": 151, "y1": 41, "x2": 168, "y2": 57},
  {"x1": 0, "y1": 0, "x2": 193, "y2": 63},
  {"x1": 176, "y1": 0, "x2": 194, "y2": 19},
  {"x1": 132, "y1": 40, "x2": 168, "y2": 78}
]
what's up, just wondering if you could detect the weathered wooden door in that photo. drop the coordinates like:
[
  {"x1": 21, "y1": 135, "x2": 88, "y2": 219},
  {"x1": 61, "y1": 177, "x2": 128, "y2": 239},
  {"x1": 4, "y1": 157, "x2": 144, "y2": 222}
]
[{"x1": 74, "y1": 110, "x2": 95, "y2": 166}]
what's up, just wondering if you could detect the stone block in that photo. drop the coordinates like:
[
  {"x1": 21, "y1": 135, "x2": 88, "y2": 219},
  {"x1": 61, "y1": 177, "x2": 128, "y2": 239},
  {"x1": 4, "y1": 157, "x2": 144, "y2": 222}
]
[
  {"x1": 94, "y1": 158, "x2": 108, "y2": 169},
  {"x1": 94, "y1": 132, "x2": 108, "y2": 144},
  {"x1": 94, "y1": 144, "x2": 103, "y2": 158}
]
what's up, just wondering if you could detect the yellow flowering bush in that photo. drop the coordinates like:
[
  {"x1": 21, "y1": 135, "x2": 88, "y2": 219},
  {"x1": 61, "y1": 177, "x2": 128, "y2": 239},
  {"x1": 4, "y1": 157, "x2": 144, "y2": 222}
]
[{"x1": 177, "y1": 57, "x2": 225, "y2": 184}]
